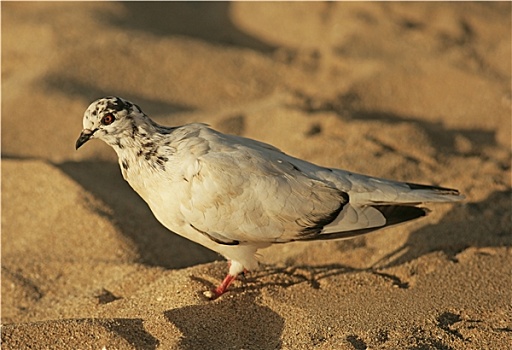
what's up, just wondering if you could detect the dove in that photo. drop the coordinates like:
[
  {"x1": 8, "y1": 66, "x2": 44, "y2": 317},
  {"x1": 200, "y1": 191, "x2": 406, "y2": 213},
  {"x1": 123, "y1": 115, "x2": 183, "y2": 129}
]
[{"x1": 76, "y1": 96, "x2": 464, "y2": 298}]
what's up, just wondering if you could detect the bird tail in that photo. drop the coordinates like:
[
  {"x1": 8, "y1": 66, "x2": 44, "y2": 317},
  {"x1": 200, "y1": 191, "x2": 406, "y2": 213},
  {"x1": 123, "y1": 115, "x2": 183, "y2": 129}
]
[
  {"x1": 298, "y1": 204, "x2": 429, "y2": 242},
  {"x1": 346, "y1": 176, "x2": 465, "y2": 205},
  {"x1": 296, "y1": 182, "x2": 463, "y2": 242},
  {"x1": 400, "y1": 182, "x2": 464, "y2": 202}
]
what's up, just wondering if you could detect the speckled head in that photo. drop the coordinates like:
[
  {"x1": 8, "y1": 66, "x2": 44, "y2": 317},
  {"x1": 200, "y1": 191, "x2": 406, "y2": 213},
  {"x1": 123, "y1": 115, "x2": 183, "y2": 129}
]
[{"x1": 76, "y1": 96, "x2": 144, "y2": 149}]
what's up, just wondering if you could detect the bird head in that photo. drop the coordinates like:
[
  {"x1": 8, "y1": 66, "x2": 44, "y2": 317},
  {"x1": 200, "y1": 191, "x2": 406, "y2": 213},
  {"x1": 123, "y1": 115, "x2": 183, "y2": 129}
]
[{"x1": 75, "y1": 96, "x2": 145, "y2": 150}]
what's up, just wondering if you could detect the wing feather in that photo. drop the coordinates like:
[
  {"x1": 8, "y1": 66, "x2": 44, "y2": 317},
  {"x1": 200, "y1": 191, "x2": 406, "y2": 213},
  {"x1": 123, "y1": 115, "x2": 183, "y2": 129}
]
[{"x1": 169, "y1": 124, "x2": 462, "y2": 245}]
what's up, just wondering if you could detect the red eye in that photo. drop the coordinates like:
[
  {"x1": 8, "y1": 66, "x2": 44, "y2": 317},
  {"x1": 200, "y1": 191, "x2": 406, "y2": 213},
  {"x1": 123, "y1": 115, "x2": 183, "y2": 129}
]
[{"x1": 101, "y1": 113, "x2": 115, "y2": 125}]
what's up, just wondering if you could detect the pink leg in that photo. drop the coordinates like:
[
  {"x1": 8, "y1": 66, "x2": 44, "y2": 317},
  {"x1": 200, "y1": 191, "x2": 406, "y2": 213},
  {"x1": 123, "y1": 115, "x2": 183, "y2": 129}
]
[
  {"x1": 204, "y1": 261, "x2": 249, "y2": 299},
  {"x1": 211, "y1": 273, "x2": 237, "y2": 299}
]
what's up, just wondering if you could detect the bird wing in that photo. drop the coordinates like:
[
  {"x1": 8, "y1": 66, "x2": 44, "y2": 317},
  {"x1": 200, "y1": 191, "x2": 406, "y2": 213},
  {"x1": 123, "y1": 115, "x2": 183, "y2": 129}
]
[
  {"x1": 172, "y1": 125, "x2": 463, "y2": 245},
  {"x1": 174, "y1": 126, "x2": 350, "y2": 244}
]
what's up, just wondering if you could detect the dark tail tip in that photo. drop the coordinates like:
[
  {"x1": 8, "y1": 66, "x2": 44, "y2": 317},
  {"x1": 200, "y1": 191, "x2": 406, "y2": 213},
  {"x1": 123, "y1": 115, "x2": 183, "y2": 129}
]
[
  {"x1": 406, "y1": 182, "x2": 461, "y2": 196},
  {"x1": 374, "y1": 205, "x2": 428, "y2": 226}
]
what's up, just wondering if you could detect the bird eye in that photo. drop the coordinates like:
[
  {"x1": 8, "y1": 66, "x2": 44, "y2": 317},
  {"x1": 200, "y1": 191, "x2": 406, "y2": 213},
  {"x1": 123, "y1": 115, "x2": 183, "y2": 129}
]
[{"x1": 101, "y1": 113, "x2": 115, "y2": 125}]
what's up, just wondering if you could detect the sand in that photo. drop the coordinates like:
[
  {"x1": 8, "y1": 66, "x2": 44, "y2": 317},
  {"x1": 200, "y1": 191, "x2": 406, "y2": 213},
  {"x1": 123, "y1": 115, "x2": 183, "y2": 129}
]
[{"x1": 2, "y1": 2, "x2": 511, "y2": 349}]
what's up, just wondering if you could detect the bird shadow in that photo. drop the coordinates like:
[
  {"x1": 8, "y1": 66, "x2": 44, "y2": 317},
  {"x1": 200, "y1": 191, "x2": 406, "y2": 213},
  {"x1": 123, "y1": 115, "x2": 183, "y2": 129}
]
[
  {"x1": 56, "y1": 160, "x2": 220, "y2": 269},
  {"x1": 164, "y1": 292, "x2": 284, "y2": 350},
  {"x1": 102, "y1": 2, "x2": 277, "y2": 53}
]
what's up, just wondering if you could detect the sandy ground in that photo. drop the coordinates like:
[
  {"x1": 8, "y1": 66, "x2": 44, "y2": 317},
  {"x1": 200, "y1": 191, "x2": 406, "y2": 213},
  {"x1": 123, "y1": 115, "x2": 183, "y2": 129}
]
[{"x1": 2, "y1": 2, "x2": 511, "y2": 349}]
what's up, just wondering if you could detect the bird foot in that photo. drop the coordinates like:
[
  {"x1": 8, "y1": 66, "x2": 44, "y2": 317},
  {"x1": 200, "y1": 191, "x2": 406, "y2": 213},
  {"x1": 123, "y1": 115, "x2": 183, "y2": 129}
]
[{"x1": 203, "y1": 273, "x2": 237, "y2": 300}]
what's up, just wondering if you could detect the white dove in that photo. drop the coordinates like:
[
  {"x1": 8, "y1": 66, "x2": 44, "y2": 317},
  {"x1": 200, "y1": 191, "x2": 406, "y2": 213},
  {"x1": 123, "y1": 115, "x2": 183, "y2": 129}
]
[{"x1": 76, "y1": 96, "x2": 464, "y2": 298}]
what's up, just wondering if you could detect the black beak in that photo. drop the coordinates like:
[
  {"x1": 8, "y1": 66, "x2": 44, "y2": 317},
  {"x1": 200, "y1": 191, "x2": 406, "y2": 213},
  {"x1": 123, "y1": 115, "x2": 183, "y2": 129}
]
[{"x1": 75, "y1": 129, "x2": 94, "y2": 150}]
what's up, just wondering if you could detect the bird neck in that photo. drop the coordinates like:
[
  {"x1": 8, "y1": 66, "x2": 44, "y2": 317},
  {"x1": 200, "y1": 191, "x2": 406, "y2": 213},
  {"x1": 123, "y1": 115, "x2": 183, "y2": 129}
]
[
  {"x1": 108, "y1": 118, "x2": 174, "y2": 179},
  {"x1": 107, "y1": 117, "x2": 170, "y2": 151}
]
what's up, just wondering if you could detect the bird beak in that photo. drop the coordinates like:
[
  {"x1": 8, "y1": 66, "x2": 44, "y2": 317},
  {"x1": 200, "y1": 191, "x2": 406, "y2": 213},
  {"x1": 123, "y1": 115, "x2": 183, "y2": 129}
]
[{"x1": 75, "y1": 129, "x2": 94, "y2": 150}]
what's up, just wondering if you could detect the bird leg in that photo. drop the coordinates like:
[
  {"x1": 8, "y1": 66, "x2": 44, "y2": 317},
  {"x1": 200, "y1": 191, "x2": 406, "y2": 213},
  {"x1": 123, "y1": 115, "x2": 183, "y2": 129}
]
[
  {"x1": 212, "y1": 273, "x2": 237, "y2": 299},
  {"x1": 204, "y1": 261, "x2": 247, "y2": 299},
  {"x1": 203, "y1": 273, "x2": 237, "y2": 300}
]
